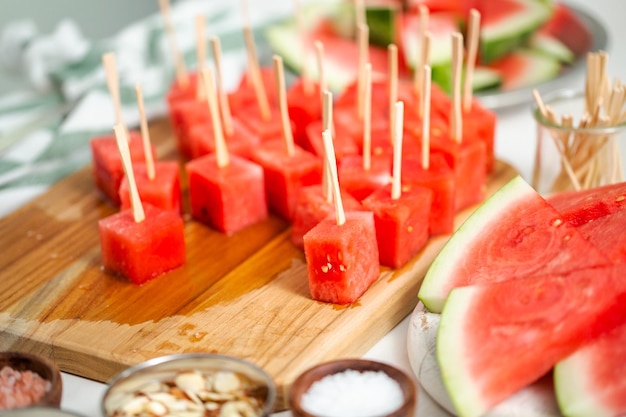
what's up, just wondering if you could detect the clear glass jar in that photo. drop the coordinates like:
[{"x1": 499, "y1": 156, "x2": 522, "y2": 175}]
[{"x1": 531, "y1": 88, "x2": 626, "y2": 195}]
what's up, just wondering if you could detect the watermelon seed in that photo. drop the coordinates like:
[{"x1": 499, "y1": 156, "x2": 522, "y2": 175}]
[
  {"x1": 616, "y1": 195, "x2": 625, "y2": 203},
  {"x1": 552, "y1": 218, "x2": 563, "y2": 227}
]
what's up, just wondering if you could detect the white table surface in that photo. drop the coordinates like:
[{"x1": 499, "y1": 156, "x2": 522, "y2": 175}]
[{"x1": 22, "y1": 0, "x2": 625, "y2": 415}]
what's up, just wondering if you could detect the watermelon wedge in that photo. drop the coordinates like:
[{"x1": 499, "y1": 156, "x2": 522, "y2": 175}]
[
  {"x1": 399, "y1": 11, "x2": 457, "y2": 71},
  {"x1": 437, "y1": 264, "x2": 626, "y2": 417},
  {"x1": 418, "y1": 175, "x2": 611, "y2": 313},
  {"x1": 554, "y1": 322, "x2": 626, "y2": 417},
  {"x1": 486, "y1": 49, "x2": 561, "y2": 91},
  {"x1": 476, "y1": 0, "x2": 552, "y2": 63}
]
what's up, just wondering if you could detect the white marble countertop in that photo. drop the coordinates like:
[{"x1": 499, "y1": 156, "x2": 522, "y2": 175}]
[{"x1": 6, "y1": 0, "x2": 624, "y2": 415}]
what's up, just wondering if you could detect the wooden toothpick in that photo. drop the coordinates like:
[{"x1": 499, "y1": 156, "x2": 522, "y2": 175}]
[
  {"x1": 211, "y1": 36, "x2": 234, "y2": 137},
  {"x1": 273, "y1": 55, "x2": 295, "y2": 156},
  {"x1": 322, "y1": 90, "x2": 334, "y2": 203},
  {"x1": 418, "y1": 32, "x2": 431, "y2": 119},
  {"x1": 363, "y1": 63, "x2": 373, "y2": 171},
  {"x1": 422, "y1": 65, "x2": 432, "y2": 170},
  {"x1": 294, "y1": 0, "x2": 312, "y2": 96},
  {"x1": 414, "y1": 5, "x2": 429, "y2": 101},
  {"x1": 158, "y1": 0, "x2": 189, "y2": 87},
  {"x1": 315, "y1": 41, "x2": 326, "y2": 101},
  {"x1": 244, "y1": 26, "x2": 271, "y2": 121},
  {"x1": 450, "y1": 32, "x2": 463, "y2": 143},
  {"x1": 201, "y1": 68, "x2": 229, "y2": 167},
  {"x1": 195, "y1": 14, "x2": 207, "y2": 100},
  {"x1": 102, "y1": 52, "x2": 125, "y2": 132},
  {"x1": 391, "y1": 101, "x2": 404, "y2": 200},
  {"x1": 357, "y1": 24, "x2": 369, "y2": 120},
  {"x1": 135, "y1": 83, "x2": 155, "y2": 181},
  {"x1": 463, "y1": 9, "x2": 480, "y2": 112},
  {"x1": 114, "y1": 123, "x2": 145, "y2": 223},
  {"x1": 388, "y1": 43, "x2": 398, "y2": 144},
  {"x1": 322, "y1": 129, "x2": 345, "y2": 226}
]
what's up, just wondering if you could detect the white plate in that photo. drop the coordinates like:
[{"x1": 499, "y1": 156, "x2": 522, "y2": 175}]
[
  {"x1": 406, "y1": 302, "x2": 562, "y2": 417},
  {"x1": 476, "y1": 4, "x2": 608, "y2": 110}
]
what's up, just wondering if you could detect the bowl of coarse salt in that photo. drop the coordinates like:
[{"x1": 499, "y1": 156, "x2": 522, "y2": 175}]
[{"x1": 289, "y1": 359, "x2": 417, "y2": 417}]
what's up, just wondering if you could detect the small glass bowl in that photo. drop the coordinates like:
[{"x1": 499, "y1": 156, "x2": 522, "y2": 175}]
[
  {"x1": 0, "y1": 351, "x2": 63, "y2": 410},
  {"x1": 101, "y1": 353, "x2": 276, "y2": 417},
  {"x1": 289, "y1": 359, "x2": 417, "y2": 417}
]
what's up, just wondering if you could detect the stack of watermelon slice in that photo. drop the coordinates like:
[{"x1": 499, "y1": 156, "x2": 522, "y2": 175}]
[
  {"x1": 265, "y1": 0, "x2": 592, "y2": 95},
  {"x1": 416, "y1": 176, "x2": 626, "y2": 417}
]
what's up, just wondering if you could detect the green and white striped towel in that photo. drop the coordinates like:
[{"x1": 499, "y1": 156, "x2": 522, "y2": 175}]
[{"x1": 0, "y1": 0, "x2": 295, "y2": 217}]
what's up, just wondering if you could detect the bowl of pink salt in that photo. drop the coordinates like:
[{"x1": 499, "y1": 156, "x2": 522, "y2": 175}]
[
  {"x1": 0, "y1": 351, "x2": 63, "y2": 410},
  {"x1": 289, "y1": 359, "x2": 417, "y2": 417}
]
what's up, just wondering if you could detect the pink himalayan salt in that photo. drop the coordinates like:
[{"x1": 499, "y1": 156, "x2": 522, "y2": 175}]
[
  {"x1": 301, "y1": 369, "x2": 404, "y2": 417},
  {"x1": 0, "y1": 366, "x2": 51, "y2": 409}
]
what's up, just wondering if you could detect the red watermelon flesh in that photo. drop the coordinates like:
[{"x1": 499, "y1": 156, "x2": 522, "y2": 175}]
[
  {"x1": 251, "y1": 140, "x2": 322, "y2": 221},
  {"x1": 188, "y1": 118, "x2": 259, "y2": 160},
  {"x1": 119, "y1": 161, "x2": 182, "y2": 215},
  {"x1": 486, "y1": 49, "x2": 561, "y2": 91},
  {"x1": 418, "y1": 175, "x2": 611, "y2": 313},
  {"x1": 362, "y1": 183, "x2": 433, "y2": 268},
  {"x1": 90, "y1": 131, "x2": 155, "y2": 205},
  {"x1": 438, "y1": 264, "x2": 626, "y2": 417},
  {"x1": 228, "y1": 66, "x2": 278, "y2": 112},
  {"x1": 186, "y1": 154, "x2": 268, "y2": 235},
  {"x1": 303, "y1": 211, "x2": 380, "y2": 304},
  {"x1": 538, "y1": 3, "x2": 592, "y2": 57},
  {"x1": 98, "y1": 203, "x2": 186, "y2": 285},
  {"x1": 236, "y1": 103, "x2": 287, "y2": 144},
  {"x1": 555, "y1": 321, "x2": 626, "y2": 417},
  {"x1": 401, "y1": 152, "x2": 455, "y2": 236},
  {"x1": 291, "y1": 184, "x2": 365, "y2": 249},
  {"x1": 338, "y1": 153, "x2": 392, "y2": 202},
  {"x1": 287, "y1": 78, "x2": 323, "y2": 149}
]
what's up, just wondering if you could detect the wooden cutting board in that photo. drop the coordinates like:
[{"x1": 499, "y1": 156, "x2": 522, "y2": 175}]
[{"x1": 0, "y1": 118, "x2": 517, "y2": 410}]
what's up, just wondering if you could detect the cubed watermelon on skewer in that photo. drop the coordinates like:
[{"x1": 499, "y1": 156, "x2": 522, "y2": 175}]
[
  {"x1": 90, "y1": 130, "x2": 156, "y2": 205},
  {"x1": 188, "y1": 118, "x2": 259, "y2": 160},
  {"x1": 338, "y1": 153, "x2": 393, "y2": 202},
  {"x1": 303, "y1": 211, "x2": 380, "y2": 304},
  {"x1": 119, "y1": 161, "x2": 183, "y2": 215},
  {"x1": 287, "y1": 78, "x2": 323, "y2": 149},
  {"x1": 362, "y1": 183, "x2": 433, "y2": 268},
  {"x1": 304, "y1": 120, "x2": 359, "y2": 162},
  {"x1": 98, "y1": 203, "x2": 186, "y2": 285},
  {"x1": 186, "y1": 153, "x2": 268, "y2": 235}
]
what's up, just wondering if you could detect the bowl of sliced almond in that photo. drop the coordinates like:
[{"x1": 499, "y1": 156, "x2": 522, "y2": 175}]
[{"x1": 101, "y1": 353, "x2": 276, "y2": 417}]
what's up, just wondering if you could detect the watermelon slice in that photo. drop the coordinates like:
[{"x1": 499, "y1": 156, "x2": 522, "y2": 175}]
[
  {"x1": 437, "y1": 264, "x2": 626, "y2": 417},
  {"x1": 486, "y1": 49, "x2": 561, "y2": 91},
  {"x1": 418, "y1": 175, "x2": 611, "y2": 313},
  {"x1": 538, "y1": 3, "x2": 592, "y2": 57},
  {"x1": 476, "y1": 0, "x2": 552, "y2": 63},
  {"x1": 554, "y1": 322, "x2": 626, "y2": 417},
  {"x1": 400, "y1": 11, "x2": 457, "y2": 71},
  {"x1": 530, "y1": 32, "x2": 575, "y2": 64}
]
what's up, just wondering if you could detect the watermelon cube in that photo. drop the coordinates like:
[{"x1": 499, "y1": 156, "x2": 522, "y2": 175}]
[
  {"x1": 303, "y1": 120, "x2": 359, "y2": 162},
  {"x1": 227, "y1": 66, "x2": 278, "y2": 112},
  {"x1": 251, "y1": 140, "x2": 322, "y2": 221},
  {"x1": 169, "y1": 99, "x2": 210, "y2": 159},
  {"x1": 401, "y1": 153, "x2": 455, "y2": 235},
  {"x1": 236, "y1": 104, "x2": 286, "y2": 144},
  {"x1": 90, "y1": 130, "x2": 156, "y2": 205},
  {"x1": 338, "y1": 154, "x2": 392, "y2": 202},
  {"x1": 119, "y1": 161, "x2": 183, "y2": 215},
  {"x1": 186, "y1": 154, "x2": 268, "y2": 235},
  {"x1": 291, "y1": 184, "x2": 365, "y2": 249},
  {"x1": 98, "y1": 203, "x2": 186, "y2": 285},
  {"x1": 362, "y1": 183, "x2": 433, "y2": 268},
  {"x1": 287, "y1": 78, "x2": 323, "y2": 148},
  {"x1": 303, "y1": 211, "x2": 380, "y2": 304},
  {"x1": 188, "y1": 118, "x2": 259, "y2": 160}
]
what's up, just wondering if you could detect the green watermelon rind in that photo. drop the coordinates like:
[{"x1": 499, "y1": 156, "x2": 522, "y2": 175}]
[
  {"x1": 432, "y1": 65, "x2": 502, "y2": 94},
  {"x1": 554, "y1": 350, "x2": 614, "y2": 417},
  {"x1": 366, "y1": 6, "x2": 399, "y2": 47},
  {"x1": 418, "y1": 175, "x2": 534, "y2": 313},
  {"x1": 502, "y1": 49, "x2": 562, "y2": 90},
  {"x1": 481, "y1": 0, "x2": 553, "y2": 63},
  {"x1": 437, "y1": 285, "x2": 487, "y2": 417},
  {"x1": 530, "y1": 32, "x2": 575, "y2": 64}
]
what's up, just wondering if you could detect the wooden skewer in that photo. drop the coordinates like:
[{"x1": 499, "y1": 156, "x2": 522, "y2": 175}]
[
  {"x1": 388, "y1": 43, "x2": 398, "y2": 144},
  {"x1": 355, "y1": 0, "x2": 366, "y2": 29},
  {"x1": 273, "y1": 55, "x2": 295, "y2": 156},
  {"x1": 363, "y1": 63, "x2": 373, "y2": 171},
  {"x1": 450, "y1": 32, "x2": 463, "y2": 143},
  {"x1": 158, "y1": 0, "x2": 189, "y2": 87},
  {"x1": 357, "y1": 24, "x2": 369, "y2": 120},
  {"x1": 135, "y1": 83, "x2": 155, "y2": 181},
  {"x1": 201, "y1": 67, "x2": 229, "y2": 167},
  {"x1": 244, "y1": 26, "x2": 271, "y2": 121},
  {"x1": 101, "y1": 52, "x2": 125, "y2": 132},
  {"x1": 294, "y1": 0, "x2": 313, "y2": 96},
  {"x1": 422, "y1": 65, "x2": 432, "y2": 170},
  {"x1": 391, "y1": 101, "x2": 404, "y2": 200},
  {"x1": 195, "y1": 15, "x2": 207, "y2": 100},
  {"x1": 414, "y1": 5, "x2": 429, "y2": 101},
  {"x1": 463, "y1": 9, "x2": 480, "y2": 112},
  {"x1": 322, "y1": 90, "x2": 334, "y2": 203},
  {"x1": 210, "y1": 36, "x2": 234, "y2": 137},
  {"x1": 114, "y1": 123, "x2": 145, "y2": 223},
  {"x1": 322, "y1": 129, "x2": 345, "y2": 226},
  {"x1": 418, "y1": 32, "x2": 431, "y2": 119},
  {"x1": 315, "y1": 41, "x2": 326, "y2": 101}
]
